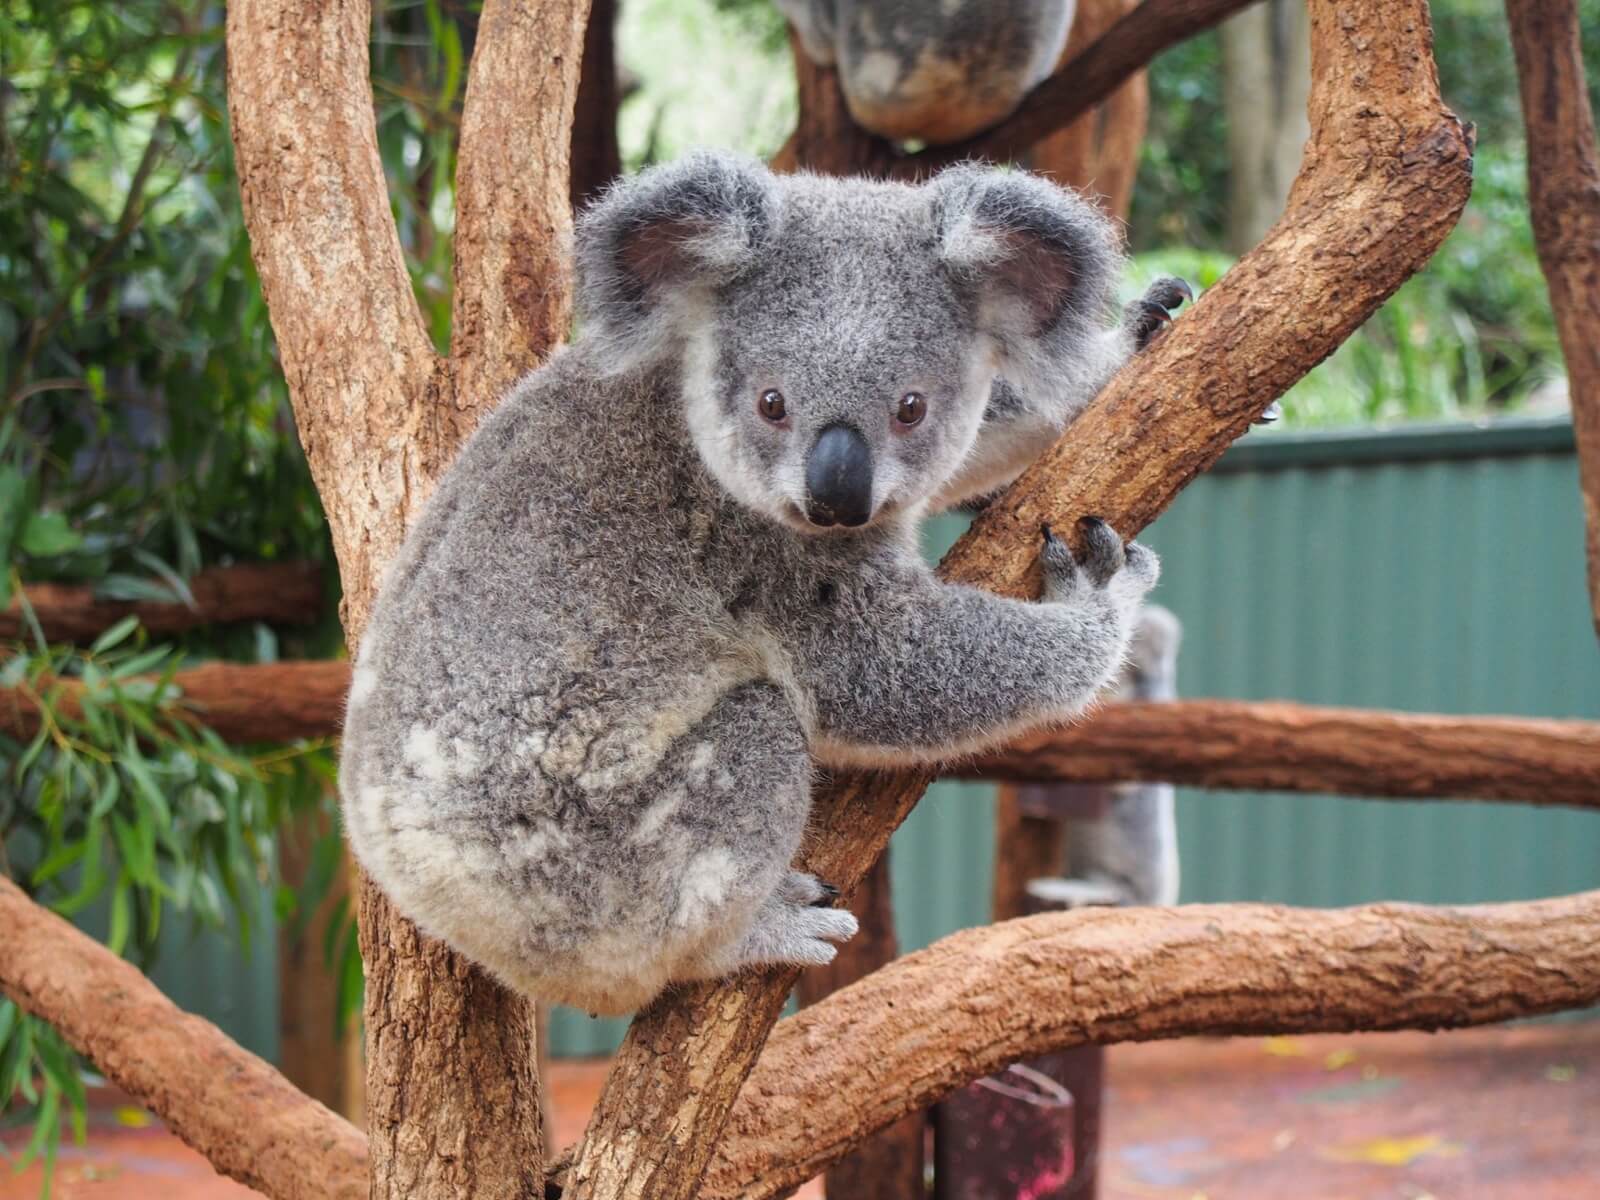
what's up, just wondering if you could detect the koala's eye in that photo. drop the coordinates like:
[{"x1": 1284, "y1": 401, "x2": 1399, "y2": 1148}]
[
  {"x1": 758, "y1": 389, "x2": 788, "y2": 425},
  {"x1": 895, "y1": 392, "x2": 927, "y2": 428}
]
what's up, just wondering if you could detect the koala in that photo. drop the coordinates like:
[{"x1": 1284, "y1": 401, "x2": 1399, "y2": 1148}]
[
  {"x1": 774, "y1": 0, "x2": 1076, "y2": 144},
  {"x1": 338, "y1": 151, "x2": 1178, "y2": 1016},
  {"x1": 1025, "y1": 604, "x2": 1183, "y2": 912}
]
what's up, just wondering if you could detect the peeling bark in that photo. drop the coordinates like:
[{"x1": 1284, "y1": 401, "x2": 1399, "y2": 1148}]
[
  {"x1": 705, "y1": 891, "x2": 1600, "y2": 1200},
  {"x1": 0, "y1": 562, "x2": 324, "y2": 642},
  {"x1": 563, "y1": 5, "x2": 1473, "y2": 1197},
  {"x1": 227, "y1": 0, "x2": 589, "y2": 1195},
  {"x1": 1506, "y1": 0, "x2": 1600, "y2": 641},
  {"x1": 569, "y1": 0, "x2": 621, "y2": 209},
  {"x1": 0, "y1": 876, "x2": 368, "y2": 1200}
]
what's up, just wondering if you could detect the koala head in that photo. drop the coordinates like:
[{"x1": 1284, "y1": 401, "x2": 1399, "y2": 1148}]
[{"x1": 575, "y1": 151, "x2": 1119, "y2": 535}]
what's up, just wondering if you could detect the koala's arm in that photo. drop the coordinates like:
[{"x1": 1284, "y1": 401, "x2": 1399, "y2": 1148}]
[{"x1": 780, "y1": 522, "x2": 1157, "y2": 768}]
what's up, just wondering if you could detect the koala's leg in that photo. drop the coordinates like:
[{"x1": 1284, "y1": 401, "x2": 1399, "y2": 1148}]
[
  {"x1": 792, "y1": 519, "x2": 1158, "y2": 768},
  {"x1": 639, "y1": 683, "x2": 857, "y2": 988}
]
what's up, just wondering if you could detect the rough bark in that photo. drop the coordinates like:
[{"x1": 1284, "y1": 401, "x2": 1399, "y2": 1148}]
[
  {"x1": 451, "y1": 0, "x2": 589, "y2": 408},
  {"x1": 564, "y1": 5, "x2": 1473, "y2": 1198},
  {"x1": 228, "y1": 0, "x2": 588, "y2": 1195},
  {"x1": 1506, "y1": 0, "x2": 1600, "y2": 642},
  {"x1": 0, "y1": 660, "x2": 349, "y2": 744},
  {"x1": 1026, "y1": 0, "x2": 1149, "y2": 221},
  {"x1": 0, "y1": 562, "x2": 324, "y2": 642},
  {"x1": 569, "y1": 0, "x2": 621, "y2": 209},
  {"x1": 0, "y1": 876, "x2": 369, "y2": 1200},
  {"x1": 704, "y1": 890, "x2": 1600, "y2": 1200},
  {"x1": 1221, "y1": 0, "x2": 1311, "y2": 253},
  {"x1": 963, "y1": 699, "x2": 1600, "y2": 809},
  {"x1": 794, "y1": 854, "x2": 925, "y2": 1200}
]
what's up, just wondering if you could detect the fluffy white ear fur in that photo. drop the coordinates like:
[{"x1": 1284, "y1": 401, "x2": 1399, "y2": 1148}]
[
  {"x1": 574, "y1": 151, "x2": 782, "y2": 374},
  {"x1": 931, "y1": 165, "x2": 1123, "y2": 407}
]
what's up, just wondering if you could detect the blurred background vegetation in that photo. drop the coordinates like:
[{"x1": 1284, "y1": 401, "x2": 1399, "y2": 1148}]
[{"x1": 1, "y1": 0, "x2": 1595, "y2": 1187}]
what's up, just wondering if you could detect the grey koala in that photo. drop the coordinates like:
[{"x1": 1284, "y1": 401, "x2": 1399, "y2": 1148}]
[
  {"x1": 339, "y1": 151, "x2": 1177, "y2": 1016},
  {"x1": 1025, "y1": 604, "x2": 1183, "y2": 912},
  {"x1": 775, "y1": 0, "x2": 1075, "y2": 144}
]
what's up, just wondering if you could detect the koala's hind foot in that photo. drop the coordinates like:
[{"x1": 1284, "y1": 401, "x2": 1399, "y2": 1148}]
[
  {"x1": 714, "y1": 878, "x2": 859, "y2": 971},
  {"x1": 1123, "y1": 276, "x2": 1192, "y2": 351}
]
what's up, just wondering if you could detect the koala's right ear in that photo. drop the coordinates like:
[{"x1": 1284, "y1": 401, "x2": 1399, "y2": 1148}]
[
  {"x1": 772, "y1": 0, "x2": 838, "y2": 65},
  {"x1": 575, "y1": 151, "x2": 780, "y2": 369}
]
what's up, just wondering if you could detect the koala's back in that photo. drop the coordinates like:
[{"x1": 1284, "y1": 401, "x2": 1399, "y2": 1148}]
[{"x1": 339, "y1": 350, "x2": 797, "y2": 1010}]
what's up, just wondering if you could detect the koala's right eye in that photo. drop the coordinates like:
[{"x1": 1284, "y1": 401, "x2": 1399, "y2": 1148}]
[{"x1": 758, "y1": 389, "x2": 788, "y2": 425}]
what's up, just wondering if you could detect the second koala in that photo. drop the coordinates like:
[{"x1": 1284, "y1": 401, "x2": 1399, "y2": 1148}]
[{"x1": 340, "y1": 152, "x2": 1173, "y2": 1015}]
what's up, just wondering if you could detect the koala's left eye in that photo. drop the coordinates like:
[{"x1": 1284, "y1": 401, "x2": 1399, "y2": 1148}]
[{"x1": 895, "y1": 392, "x2": 927, "y2": 428}]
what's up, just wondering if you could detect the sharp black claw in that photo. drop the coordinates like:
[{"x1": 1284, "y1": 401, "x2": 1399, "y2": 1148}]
[
  {"x1": 1041, "y1": 522, "x2": 1060, "y2": 547},
  {"x1": 1173, "y1": 278, "x2": 1195, "y2": 303},
  {"x1": 812, "y1": 882, "x2": 841, "y2": 907}
]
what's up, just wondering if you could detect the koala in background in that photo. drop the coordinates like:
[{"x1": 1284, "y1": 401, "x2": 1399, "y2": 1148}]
[
  {"x1": 339, "y1": 151, "x2": 1182, "y2": 1016},
  {"x1": 775, "y1": 0, "x2": 1076, "y2": 144}
]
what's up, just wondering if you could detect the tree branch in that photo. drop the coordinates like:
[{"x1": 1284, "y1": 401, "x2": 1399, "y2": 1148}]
[
  {"x1": 0, "y1": 661, "x2": 349, "y2": 744},
  {"x1": 229, "y1": 1, "x2": 591, "y2": 1195},
  {"x1": 0, "y1": 876, "x2": 368, "y2": 1200},
  {"x1": 450, "y1": 0, "x2": 591, "y2": 408},
  {"x1": 1506, "y1": 0, "x2": 1600, "y2": 641},
  {"x1": 228, "y1": 0, "x2": 444, "y2": 628},
  {"x1": 565, "y1": 3, "x2": 1473, "y2": 1197},
  {"x1": 704, "y1": 890, "x2": 1600, "y2": 1200},
  {"x1": 961, "y1": 699, "x2": 1600, "y2": 808},
  {"x1": 0, "y1": 563, "x2": 324, "y2": 643},
  {"x1": 908, "y1": 0, "x2": 1261, "y2": 175}
]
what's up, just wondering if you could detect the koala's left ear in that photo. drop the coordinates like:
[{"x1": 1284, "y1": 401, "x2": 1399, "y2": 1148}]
[
  {"x1": 575, "y1": 151, "x2": 780, "y2": 369},
  {"x1": 930, "y1": 166, "x2": 1121, "y2": 393}
]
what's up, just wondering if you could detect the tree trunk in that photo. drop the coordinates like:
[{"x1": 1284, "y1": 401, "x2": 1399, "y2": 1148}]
[
  {"x1": 1220, "y1": 0, "x2": 1311, "y2": 253},
  {"x1": 570, "y1": 0, "x2": 622, "y2": 209},
  {"x1": 1506, "y1": 0, "x2": 1600, "y2": 642},
  {"x1": 227, "y1": 0, "x2": 590, "y2": 1194}
]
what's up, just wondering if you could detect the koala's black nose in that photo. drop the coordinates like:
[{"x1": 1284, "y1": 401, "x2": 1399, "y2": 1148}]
[{"x1": 805, "y1": 424, "x2": 873, "y2": 528}]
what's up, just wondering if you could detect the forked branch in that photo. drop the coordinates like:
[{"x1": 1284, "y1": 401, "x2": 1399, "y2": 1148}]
[{"x1": 564, "y1": 3, "x2": 1473, "y2": 1198}]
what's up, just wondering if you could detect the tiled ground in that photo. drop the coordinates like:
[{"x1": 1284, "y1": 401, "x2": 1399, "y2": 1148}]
[{"x1": 5, "y1": 1023, "x2": 1596, "y2": 1198}]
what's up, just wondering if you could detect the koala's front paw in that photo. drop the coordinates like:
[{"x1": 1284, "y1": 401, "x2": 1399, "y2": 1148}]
[
  {"x1": 1124, "y1": 277, "x2": 1192, "y2": 351},
  {"x1": 1039, "y1": 518, "x2": 1159, "y2": 611}
]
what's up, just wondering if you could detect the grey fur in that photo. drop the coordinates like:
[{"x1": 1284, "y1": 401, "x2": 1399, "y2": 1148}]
[
  {"x1": 774, "y1": 0, "x2": 1076, "y2": 143},
  {"x1": 340, "y1": 152, "x2": 1157, "y2": 1016}
]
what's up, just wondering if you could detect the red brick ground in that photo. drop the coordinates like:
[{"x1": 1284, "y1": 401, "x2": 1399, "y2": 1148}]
[{"x1": 5, "y1": 1024, "x2": 1596, "y2": 1198}]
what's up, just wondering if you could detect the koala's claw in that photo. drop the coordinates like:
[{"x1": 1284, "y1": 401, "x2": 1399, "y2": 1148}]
[
  {"x1": 812, "y1": 881, "x2": 841, "y2": 907},
  {"x1": 1254, "y1": 400, "x2": 1284, "y2": 426},
  {"x1": 1076, "y1": 516, "x2": 1126, "y2": 586},
  {"x1": 1125, "y1": 276, "x2": 1193, "y2": 351}
]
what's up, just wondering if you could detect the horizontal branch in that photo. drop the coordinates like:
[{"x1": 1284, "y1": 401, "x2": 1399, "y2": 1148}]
[
  {"x1": 11, "y1": 662, "x2": 1591, "y2": 810},
  {"x1": 0, "y1": 563, "x2": 325, "y2": 643},
  {"x1": 706, "y1": 890, "x2": 1600, "y2": 1199},
  {"x1": 0, "y1": 661, "x2": 349, "y2": 744},
  {"x1": 960, "y1": 699, "x2": 1600, "y2": 808},
  {"x1": 0, "y1": 876, "x2": 368, "y2": 1200}
]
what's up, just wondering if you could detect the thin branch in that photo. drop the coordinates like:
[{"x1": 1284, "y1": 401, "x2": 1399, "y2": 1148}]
[
  {"x1": 1506, "y1": 0, "x2": 1600, "y2": 641},
  {"x1": 0, "y1": 562, "x2": 324, "y2": 642},
  {"x1": 960, "y1": 699, "x2": 1600, "y2": 808},
  {"x1": 0, "y1": 876, "x2": 368, "y2": 1200},
  {"x1": 566, "y1": 3, "x2": 1473, "y2": 1195},
  {"x1": 703, "y1": 890, "x2": 1600, "y2": 1199}
]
